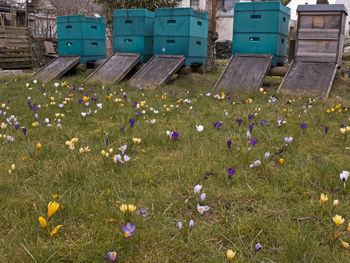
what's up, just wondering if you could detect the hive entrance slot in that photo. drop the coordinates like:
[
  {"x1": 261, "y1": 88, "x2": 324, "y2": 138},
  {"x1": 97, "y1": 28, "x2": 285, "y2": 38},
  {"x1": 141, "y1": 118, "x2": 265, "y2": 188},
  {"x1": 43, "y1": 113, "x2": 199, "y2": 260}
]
[
  {"x1": 91, "y1": 25, "x2": 97, "y2": 29},
  {"x1": 167, "y1": 20, "x2": 176, "y2": 24},
  {"x1": 125, "y1": 20, "x2": 133, "y2": 24},
  {"x1": 66, "y1": 25, "x2": 72, "y2": 29},
  {"x1": 250, "y1": 15, "x2": 261, "y2": 19},
  {"x1": 249, "y1": 37, "x2": 260, "y2": 41}
]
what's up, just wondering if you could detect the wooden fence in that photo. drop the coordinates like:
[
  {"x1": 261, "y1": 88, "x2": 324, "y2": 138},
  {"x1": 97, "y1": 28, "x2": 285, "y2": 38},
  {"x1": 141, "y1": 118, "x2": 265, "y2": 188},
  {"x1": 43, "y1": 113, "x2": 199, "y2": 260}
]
[{"x1": 0, "y1": 26, "x2": 32, "y2": 69}]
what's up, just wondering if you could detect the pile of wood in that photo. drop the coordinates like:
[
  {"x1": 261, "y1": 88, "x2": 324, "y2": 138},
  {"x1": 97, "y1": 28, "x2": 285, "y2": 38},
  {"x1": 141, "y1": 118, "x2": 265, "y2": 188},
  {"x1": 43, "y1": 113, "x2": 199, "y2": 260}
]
[{"x1": 0, "y1": 26, "x2": 32, "y2": 69}]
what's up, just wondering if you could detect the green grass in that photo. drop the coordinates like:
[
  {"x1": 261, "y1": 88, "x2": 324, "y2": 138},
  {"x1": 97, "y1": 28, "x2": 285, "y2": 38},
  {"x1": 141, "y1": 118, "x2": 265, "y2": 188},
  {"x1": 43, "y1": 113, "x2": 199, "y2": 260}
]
[{"x1": 1, "y1": 65, "x2": 350, "y2": 262}]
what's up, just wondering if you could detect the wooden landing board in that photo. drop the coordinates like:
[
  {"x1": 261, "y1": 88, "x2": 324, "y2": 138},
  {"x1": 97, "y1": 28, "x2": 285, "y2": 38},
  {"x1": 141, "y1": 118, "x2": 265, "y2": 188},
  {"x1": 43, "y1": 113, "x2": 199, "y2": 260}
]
[
  {"x1": 85, "y1": 53, "x2": 140, "y2": 85},
  {"x1": 277, "y1": 61, "x2": 337, "y2": 98},
  {"x1": 31, "y1": 56, "x2": 80, "y2": 83},
  {"x1": 214, "y1": 54, "x2": 273, "y2": 92},
  {"x1": 129, "y1": 55, "x2": 185, "y2": 90}
]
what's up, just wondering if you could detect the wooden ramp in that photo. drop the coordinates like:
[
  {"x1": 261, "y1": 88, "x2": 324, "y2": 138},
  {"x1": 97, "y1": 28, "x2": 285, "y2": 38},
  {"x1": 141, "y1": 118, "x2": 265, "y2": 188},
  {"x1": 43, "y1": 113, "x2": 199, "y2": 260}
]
[
  {"x1": 85, "y1": 53, "x2": 140, "y2": 85},
  {"x1": 31, "y1": 56, "x2": 80, "y2": 83},
  {"x1": 214, "y1": 54, "x2": 273, "y2": 92},
  {"x1": 278, "y1": 61, "x2": 337, "y2": 98},
  {"x1": 129, "y1": 55, "x2": 185, "y2": 90}
]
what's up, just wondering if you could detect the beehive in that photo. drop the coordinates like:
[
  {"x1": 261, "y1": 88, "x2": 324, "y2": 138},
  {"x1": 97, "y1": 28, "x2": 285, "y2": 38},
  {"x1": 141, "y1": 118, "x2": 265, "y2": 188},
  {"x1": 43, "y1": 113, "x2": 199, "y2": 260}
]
[
  {"x1": 295, "y1": 4, "x2": 348, "y2": 65},
  {"x1": 153, "y1": 8, "x2": 208, "y2": 66},
  {"x1": 113, "y1": 9, "x2": 154, "y2": 63},
  {"x1": 232, "y1": 1, "x2": 290, "y2": 66},
  {"x1": 57, "y1": 15, "x2": 106, "y2": 63}
]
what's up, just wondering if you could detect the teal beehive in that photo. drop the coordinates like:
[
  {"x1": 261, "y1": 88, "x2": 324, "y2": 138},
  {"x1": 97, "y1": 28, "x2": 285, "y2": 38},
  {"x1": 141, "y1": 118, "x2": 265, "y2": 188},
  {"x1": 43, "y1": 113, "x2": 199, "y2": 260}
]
[
  {"x1": 154, "y1": 8, "x2": 208, "y2": 66},
  {"x1": 113, "y1": 9, "x2": 154, "y2": 63},
  {"x1": 232, "y1": 1, "x2": 290, "y2": 66},
  {"x1": 57, "y1": 15, "x2": 106, "y2": 63}
]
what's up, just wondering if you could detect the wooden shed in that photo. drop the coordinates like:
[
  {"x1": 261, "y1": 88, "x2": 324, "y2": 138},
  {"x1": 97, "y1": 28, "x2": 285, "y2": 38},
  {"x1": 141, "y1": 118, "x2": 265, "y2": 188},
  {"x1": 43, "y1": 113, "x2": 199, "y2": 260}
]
[{"x1": 278, "y1": 4, "x2": 348, "y2": 98}]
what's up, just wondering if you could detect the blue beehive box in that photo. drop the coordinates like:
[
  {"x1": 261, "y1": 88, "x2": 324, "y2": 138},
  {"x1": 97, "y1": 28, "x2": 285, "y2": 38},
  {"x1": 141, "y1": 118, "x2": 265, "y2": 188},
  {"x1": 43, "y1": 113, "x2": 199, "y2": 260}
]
[
  {"x1": 154, "y1": 8, "x2": 208, "y2": 66},
  {"x1": 232, "y1": 1, "x2": 290, "y2": 66},
  {"x1": 57, "y1": 15, "x2": 106, "y2": 64},
  {"x1": 113, "y1": 9, "x2": 154, "y2": 63}
]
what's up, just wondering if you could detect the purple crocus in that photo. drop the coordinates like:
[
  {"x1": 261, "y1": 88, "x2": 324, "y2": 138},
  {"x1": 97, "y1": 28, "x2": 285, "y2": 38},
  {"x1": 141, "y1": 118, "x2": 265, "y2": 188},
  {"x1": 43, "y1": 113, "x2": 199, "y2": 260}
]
[
  {"x1": 227, "y1": 94, "x2": 232, "y2": 100},
  {"x1": 33, "y1": 104, "x2": 38, "y2": 112},
  {"x1": 251, "y1": 138, "x2": 258, "y2": 146},
  {"x1": 135, "y1": 208, "x2": 148, "y2": 217},
  {"x1": 341, "y1": 124, "x2": 345, "y2": 128},
  {"x1": 105, "y1": 138, "x2": 109, "y2": 146},
  {"x1": 129, "y1": 119, "x2": 135, "y2": 128},
  {"x1": 22, "y1": 127, "x2": 27, "y2": 135},
  {"x1": 325, "y1": 126, "x2": 329, "y2": 134},
  {"x1": 132, "y1": 101, "x2": 138, "y2": 107},
  {"x1": 227, "y1": 140, "x2": 232, "y2": 149},
  {"x1": 255, "y1": 243, "x2": 262, "y2": 253},
  {"x1": 122, "y1": 223, "x2": 135, "y2": 238},
  {"x1": 214, "y1": 121, "x2": 223, "y2": 129},
  {"x1": 135, "y1": 110, "x2": 140, "y2": 116},
  {"x1": 237, "y1": 119, "x2": 243, "y2": 126},
  {"x1": 228, "y1": 168, "x2": 235, "y2": 179},
  {"x1": 78, "y1": 98, "x2": 83, "y2": 104},
  {"x1": 105, "y1": 251, "x2": 117, "y2": 262},
  {"x1": 261, "y1": 119, "x2": 267, "y2": 126},
  {"x1": 248, "y1": 114, "x2": 253, "y2": 120},
  {"x1": 121, "y1": 126, "x2": 125, "y2": 133},
  {"x1": 172, "y1": 131, "x2": 179, "y2": 140},
  {"x1": 249, "y1": 124, "x2": 254, "y2": 132},
  {"x1": 300, "y1": 123, "x2": 308, "y2": 131}
]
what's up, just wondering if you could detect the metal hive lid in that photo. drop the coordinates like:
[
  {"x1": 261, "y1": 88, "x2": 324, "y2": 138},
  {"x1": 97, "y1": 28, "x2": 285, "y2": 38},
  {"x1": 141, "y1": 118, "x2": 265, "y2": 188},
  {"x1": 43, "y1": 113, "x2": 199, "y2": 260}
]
[{"x1": 297, "y1": 4, "x2": 348, "y2": 15}]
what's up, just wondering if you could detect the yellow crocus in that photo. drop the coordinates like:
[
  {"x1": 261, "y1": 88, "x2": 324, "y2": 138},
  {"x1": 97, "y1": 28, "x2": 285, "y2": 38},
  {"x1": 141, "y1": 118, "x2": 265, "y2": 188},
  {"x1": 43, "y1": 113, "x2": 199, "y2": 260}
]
[
  {"x1": 347, "y1": 222, "x2": 350, "y2": 232},
  {"x1": 226, "y1": 249, "x2": 236, "y2": 260},
  {"x1": 32, "y1": 122, "x2": 37, "y2": 128},
  {"x1": 38, "y1": 216, "x2": 47, "y2": 229},
  {"x1": 52, "y1": 194, "x2": 60, "y2": 199},
  {"x1": 36, "y1": 143, "x2": 42, "y2": 150},
  {"x1": 320, "y1": 193, "x2": 328, "y2": 203},
  {"x1": 48, "y1": 201, "x2": 60, "y2": 218},
  {"x1": 333, "y1": 215, "x2": 345, "y2": 227},
  {"x1": 120, "y1": 204, "x2": 128, "y2": 214},
  {"x1": 342, "y1": 241, "x2": 350, "y2": 249},
  {"x1": 333, "y1": 200, "x2": 339, "y2": 207},
  {"x1": 279, "y1": 158, "x2": 284, "y2": 164},
  {"x1": 128, "y1": 204, "x2": 136, "y2": 213},
  {"x1": 50, "y1": 225, "x2": 62, "y2": 237},
  {"x1": 133, "y1": 138, "x2": 142, "y2": 144}
]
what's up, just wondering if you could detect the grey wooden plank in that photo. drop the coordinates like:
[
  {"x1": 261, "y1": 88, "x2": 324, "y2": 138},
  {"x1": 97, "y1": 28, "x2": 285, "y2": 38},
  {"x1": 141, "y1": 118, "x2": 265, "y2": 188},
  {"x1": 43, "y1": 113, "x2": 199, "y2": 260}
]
[
  {"x1": 213, "y1": 54, "x2": 272, "y2": 92},
  {"x1": 85, "y1": 53, "x2": 140, "y2": 85},
  {"x1": 278, "y1": 61, "x2": 337, "y2": 98},
  {"x1": 31, "y1": 56, "x2": 80, "y2": 83},
  {"x1": 129, "y1": 55, "x2": 185, "y2": 90}
]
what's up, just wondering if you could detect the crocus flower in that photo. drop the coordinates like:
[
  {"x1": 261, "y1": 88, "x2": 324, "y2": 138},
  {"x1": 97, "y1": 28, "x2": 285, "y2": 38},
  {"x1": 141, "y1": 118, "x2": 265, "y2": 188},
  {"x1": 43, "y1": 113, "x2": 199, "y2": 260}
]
[
  {"x1": 122, "y1": 223, "x2": 135, "y2": 238},
  {"x1": 121, "y1": 126, "x2": 125, "y2": 133},
  {"x1": 246, "y1": 130, "x2": 251, "y2": 139},
  {"x1": 47, "y1": 201, "x2": 60, "y2": 218},
  {"x1": 135, "y1": 208, "x2": 148, "y2": 216},
  {"x1": 22, "y1": 127, "x2": 27, "y2": 135},
  {"x1": 333, "y1": 215, "x2": 345, "y2": 227},
  {"x1": 251, "y1": 138, "x2": 258, "y2": 146},
  {"x1": 226, "y1": 249, "x2": 236, "y2": 260},
  {"x1": 196, "y1": 125, "x2": 204, "y2": 132},
  {"x1": 284, "y1": 137, "x2": 293, "y2": 144},
  {"x1": 38, "y1": 216, "x2": 47, "y2": 229},
  {"x1": 342, "y1": 241, "x2": 350, "y2": 249},
  {"x1": 120, "y1": 204, "x2": 127, "y2": 214},
  {"x1": 264, "y1": 152, "x2": 270, "y2": 159},
  {"x1": 248, "y1": 114, "x2": 252, "y2": 120},
  {"x1": 194, "y1": 185, "x2": 202, "y2": 194},
  {"x1": 197, "y1": 204, "x2": 210, "y2": 214},
  {"x1": 261, "y1": 120, "x2": 267, "y2": 126},
  {"x1": 105, "y1": 251, "x2": 117, "y2": 262},
  {"x1": 228, "y1": 168, "x2": 235, "y2": 179},
  {"x1": 189, "y1": 220, "x2": 194, "y2": 228},
  {"x1": 249, "y1": 124, "x2": 254, "y2": 132},
  {"x1": 333, "y1": 200, "x2": 339, "y2": 207},
  {"x1": 200, "y1": 193, "x2": 206, "y2": 201},
  {"x1": 340, "y1": 171, "x2": 349, "y2": 184},
  {"x1": 325, "y1": 126, "x2": 329, "y2": 134},
  {"x1": 129, "y1": 119, "x2": 135, "y2": 128},
  {"x1": 237, "y1": 119, "x2": 243, "y2": 126},
  {"x1": 172, "y1": 131, "x2": 179, "y2": 140},
  {"x1": 227, "y1": 140, "x2": 232, "y2": 149},
  {"x1": 50, "y1": 225, "x2": 62, "y2": 237},
  {"x1": 300, "y1": 123, "x2": 308, "y2": 130},
  {"x1": 177, "y1": 221, "x2": 183, "y2": 230},
  {"x1": 320, "y1": 193, "x2": 328, "y2": 203},
  {"x1": 214, "y1": 121, "x2": 223, "y2": 129},
  {"x1": 128, "y1": 204, "x2": 136, "y2": 213},
  {"x1": 255, "y1": 243, "x2": 262, "y2": 253}
]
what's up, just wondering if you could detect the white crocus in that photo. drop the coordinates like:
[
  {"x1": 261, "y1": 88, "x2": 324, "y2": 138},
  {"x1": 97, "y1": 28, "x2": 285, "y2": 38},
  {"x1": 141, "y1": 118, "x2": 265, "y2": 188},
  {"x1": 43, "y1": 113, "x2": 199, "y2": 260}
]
[
  {"x1": 200, "y1": 193, "x2": 206, "y2": 201},
  {"x1": 196, "y1": 125, "x2": 204, "y2": 132},
  {"x1": 194, "y1": 185, "x2": 202, "y2": 195},
  {"x1": 340, "y1": 170, "x2": 349, "y2": 184},
  {"x1": 197, "y1": 204, "x2": 210, "y2": 214}
]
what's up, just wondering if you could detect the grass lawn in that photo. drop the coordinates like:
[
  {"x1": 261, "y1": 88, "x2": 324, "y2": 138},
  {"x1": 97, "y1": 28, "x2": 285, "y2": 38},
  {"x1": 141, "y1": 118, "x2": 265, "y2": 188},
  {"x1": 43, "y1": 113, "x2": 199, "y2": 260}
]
[{"x1": 1, "y1": 63, "x2": 350, "y2": 262}]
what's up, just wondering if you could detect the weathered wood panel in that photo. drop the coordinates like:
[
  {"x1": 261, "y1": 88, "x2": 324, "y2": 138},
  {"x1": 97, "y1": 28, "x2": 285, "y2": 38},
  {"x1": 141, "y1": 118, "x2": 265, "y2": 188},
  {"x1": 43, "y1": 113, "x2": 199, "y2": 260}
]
[
  {"x1": 31, "y1": 56, "x2": 80, "y2": 83},
  {"x1": 85, "y1": 53, "x2": 140, "y2": 85},
  {"x1": 129, "y1": 55, "x2": 185, "y2": 90},
  {"x1": 0, "y1": 26, "x2": 32, "y2": 69},
  {"x1": 298, "y1": 28, "x2": 339, "y2": 40},
  {"x1": 213, "y1": 54, "x2": 272, "y2": 92},
  {"x1": 299, "y1": 15, "x2": 341, "y2": 29},
  {"x1": 278, "y1": 61, "x2": 337, "y2": 98}
]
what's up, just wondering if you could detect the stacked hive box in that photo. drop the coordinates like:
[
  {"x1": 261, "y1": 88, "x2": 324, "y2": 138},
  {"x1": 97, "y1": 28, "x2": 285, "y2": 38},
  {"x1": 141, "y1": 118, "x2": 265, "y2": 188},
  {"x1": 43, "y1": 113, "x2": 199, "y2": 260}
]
[
  {"x1": 232, "y1": 1, "x2": 290, "y2": 66},
  {"x1": 154, "y1": 8, "x2": 208, "y2": 66},
  {"x1": 113, "y1": 9, "x2": 154, "y2": 63},
  {"x1": 57, "y1": 15, "x2": 106, "y2": 64}
]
